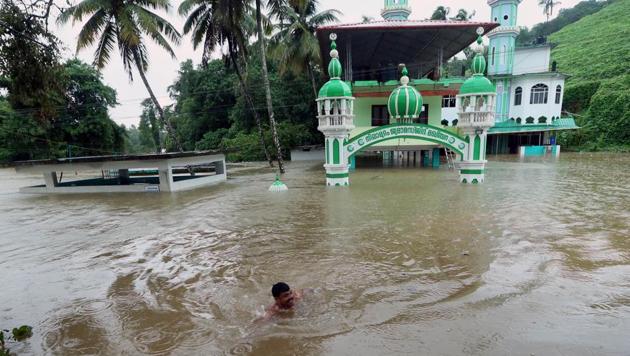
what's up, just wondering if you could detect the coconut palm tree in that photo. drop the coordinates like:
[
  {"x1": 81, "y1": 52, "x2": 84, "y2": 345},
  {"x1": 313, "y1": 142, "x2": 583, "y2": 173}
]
[
  {"x1": 268, "y1": 0, "x2": 340, "y2": 98},
  {"x1": 178, "y1": 0, "x2": 274, "y2": 167},
  {"x1": 430, "y1": 6, "x2": 450, "y2": 20},
  {"x1": 57, "y1": 0, "x2": 184, "y2": 152},
  {"x1": 451, "y1": 9, "x2": 475, "y2": 21},
  {"x1": 539, "y1": 0, "x2": 562, "y2": 22},
  {"x1": 254, "y1": 0, "x2": 284, "y2": 173}
]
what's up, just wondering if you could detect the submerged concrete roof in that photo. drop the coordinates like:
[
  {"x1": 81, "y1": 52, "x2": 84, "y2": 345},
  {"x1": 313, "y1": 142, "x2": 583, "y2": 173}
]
[{"x1": 12, "y1": 150, "x2": 225, "y2": 167}]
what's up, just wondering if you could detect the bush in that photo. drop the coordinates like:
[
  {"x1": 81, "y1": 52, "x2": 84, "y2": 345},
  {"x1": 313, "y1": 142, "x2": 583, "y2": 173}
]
[
  {"x1": 563, "y1": 81, "x2": 601, "y2": 114},
  {"x1": 440, "y1": 119, "x2": 448, "y2": 126},
  {"x1": 452, "y1": 119, "x2": 458, "y2": 126}
]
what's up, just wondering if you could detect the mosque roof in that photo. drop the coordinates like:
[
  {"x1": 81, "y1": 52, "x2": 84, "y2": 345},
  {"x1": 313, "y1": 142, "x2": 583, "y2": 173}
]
[{"x1": 316, "y1": 20, "x2": 498, "y2": 80}]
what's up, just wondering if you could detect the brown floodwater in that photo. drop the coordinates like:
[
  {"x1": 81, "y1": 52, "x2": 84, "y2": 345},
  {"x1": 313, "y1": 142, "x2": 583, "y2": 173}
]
[{"x1": 1, "y1": 153, "x2": 629, "y2": 355}]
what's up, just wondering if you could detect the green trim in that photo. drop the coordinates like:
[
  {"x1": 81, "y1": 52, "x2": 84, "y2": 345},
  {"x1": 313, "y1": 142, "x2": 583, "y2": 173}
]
[
  {"x1": 347, "y1": 123, "x2": 466, "y2": 145},
  {"x1": 325, "y1": 139, "x2": 329, "y2": 164},
  {"x1": 460, "y1": 169, "x2": 484, "y2": 174},
  {"x1": 326, "y1": 173, "x2": 349, "y2": 178},
  {"x1": 348, "y1": 135, "x2": 464, "y2": 159},
  {"x1": 473, "y1": 135, "x2": 481, "y2": 160},
  {"x1": 333, "y1": 139, "x2": 340, "y2": 164}
]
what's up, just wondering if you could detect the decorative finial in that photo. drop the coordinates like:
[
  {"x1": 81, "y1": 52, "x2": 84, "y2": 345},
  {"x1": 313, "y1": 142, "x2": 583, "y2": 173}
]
[
  {"x1": 400, "y1": 65, "x2": 409, "y2": 86},
  {"x1": 471, "y1": 31, "x2": 487, "y2": 75},
  {"x1": 327, "y1": 33, "x2": 342, "y2": 78},
  {"x1": 269, "y1": 174, "x2": 288, "y2": 192}
]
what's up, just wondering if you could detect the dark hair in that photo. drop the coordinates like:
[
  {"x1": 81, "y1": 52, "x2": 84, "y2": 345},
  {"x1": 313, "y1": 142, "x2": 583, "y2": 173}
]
[{"x1": 272, "y1": 282, "x2": 290, "y2": 298}]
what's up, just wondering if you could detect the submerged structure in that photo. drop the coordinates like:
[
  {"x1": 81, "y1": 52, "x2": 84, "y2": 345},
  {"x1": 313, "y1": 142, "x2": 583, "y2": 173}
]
[
  {"x1": 318, "y1": 29, "x2": 495, "y2": 185},
  {"x1": 13, "y1": 151, "x2": 226, "y2": 194},
  {"x1": 315, "y1": 0, "x2": 578, "y2": 181}
]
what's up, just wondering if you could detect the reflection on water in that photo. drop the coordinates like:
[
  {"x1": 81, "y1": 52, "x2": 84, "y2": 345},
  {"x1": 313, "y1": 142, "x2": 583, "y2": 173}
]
[{"x1": 1, "y1": 153, "x2": 629, "y2": 355}]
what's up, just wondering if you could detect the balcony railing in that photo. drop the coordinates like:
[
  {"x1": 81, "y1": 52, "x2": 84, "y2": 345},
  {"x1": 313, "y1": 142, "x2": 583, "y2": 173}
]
[{"x1": 458, "y1": 111, "x2": 495, "y2": 128}]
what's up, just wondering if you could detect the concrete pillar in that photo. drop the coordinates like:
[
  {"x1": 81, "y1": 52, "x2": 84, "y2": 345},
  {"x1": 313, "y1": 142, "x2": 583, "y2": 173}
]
[
  {"x1": 118, "y1": 169, "x2": 130, "y2": 185},
  {"x1": 349, "y1": 156, "x2": 356, "y2": 171},
  {"x1": 432, "y1": 148, "x2": 441, "y2": 168},
  {"x1": 159, "y1": 165, "x2": 173, "y2": 192},
  {"x1": 215, "y1": 159, "x2": 225, "y2": 175},
  {"x1": 43, "y1": 172, "x2": 58, "y2": 190},
  {"x1": 422, "y1": 150, "x2": 430, "y2": 167}
]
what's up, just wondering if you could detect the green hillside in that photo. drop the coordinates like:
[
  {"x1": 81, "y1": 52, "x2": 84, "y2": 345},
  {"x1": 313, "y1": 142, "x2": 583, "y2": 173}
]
[{"x1": 549, "y1": 0, "x2": 630, "y2": 150}]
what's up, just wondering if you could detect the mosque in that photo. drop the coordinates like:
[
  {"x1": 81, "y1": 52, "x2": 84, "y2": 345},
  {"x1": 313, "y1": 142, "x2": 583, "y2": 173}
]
[{"x1": 314, "y1": 0, "x2": 578, "y2": 182}]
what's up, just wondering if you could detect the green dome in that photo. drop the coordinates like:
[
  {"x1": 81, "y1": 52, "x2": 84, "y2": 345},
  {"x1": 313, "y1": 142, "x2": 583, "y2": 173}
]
[
  {"x1": 318, "y1": 35, "x2": 353, "y2": 99},
  {"x1": 319, "y1": 79, "x2": 353, "y2": 98},
  {"x1": 387, "y1": 66, "x2": 423, "y2": 120},
  {"x1": 460, "y1": 75, "x2": 496, "y2": 95},
  {"x1": 459, "y1": 34, "x2": 496, "y2": 95}
]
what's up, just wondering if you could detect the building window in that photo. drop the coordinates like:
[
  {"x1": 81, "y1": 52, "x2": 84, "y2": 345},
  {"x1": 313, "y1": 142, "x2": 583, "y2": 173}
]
[
  {"x1": 555, "y1": 85, "x2": 562, "y2": 104},
  {"x1": 530, "y1": 84, "x2": 548, "y2": 104},
  {"x1": 514, "y1": 87, "x2": 522, "y2": 105},
  {"x1": 371, "y1": 105, "x2": 389, "y2": 126},
  {"x1": 491, "y1": 47, "x2": 495, "y2": 65},
  {"x1": 442, "y1": 95, "x2": 456, "y2": 108}
]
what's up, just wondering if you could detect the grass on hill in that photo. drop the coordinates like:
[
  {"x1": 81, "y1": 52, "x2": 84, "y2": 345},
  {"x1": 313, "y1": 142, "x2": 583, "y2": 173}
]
[{"x1": 549, "y1": 0, "x2": 630, "y2": 150}]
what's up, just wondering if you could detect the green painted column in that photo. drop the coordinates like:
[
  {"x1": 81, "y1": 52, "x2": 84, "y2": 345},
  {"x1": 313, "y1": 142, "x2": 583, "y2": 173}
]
[
  {"x1": 349, "y1": 156, "x2": 356, "y2": 171},
  {"x1": 422, "y1": 150, "x2": 430, "y2": 167},
  {"x1": 432, "y1": 148, "x2": 440, "y2": 168}
]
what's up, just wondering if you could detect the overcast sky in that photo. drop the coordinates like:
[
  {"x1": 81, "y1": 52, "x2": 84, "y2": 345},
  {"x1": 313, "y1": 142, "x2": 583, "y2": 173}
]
[{"x1": 53, "y1": 0, "x2": 582, "y2": 127}]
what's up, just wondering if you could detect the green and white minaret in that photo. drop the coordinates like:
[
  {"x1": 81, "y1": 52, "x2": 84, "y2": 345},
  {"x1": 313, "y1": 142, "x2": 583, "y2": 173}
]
[
  {"x1": 456, "y1": 28, "x2": 496, "y2": 184},
  {"x1": 382, "y1": 0, "x2": 411, "y2": 21},
  {"x1": 317, "y1": 33, "x2": 355, "y2": 187},
  {"x1": 487, "y1": 0, "x2": 521, "y2": 122}
]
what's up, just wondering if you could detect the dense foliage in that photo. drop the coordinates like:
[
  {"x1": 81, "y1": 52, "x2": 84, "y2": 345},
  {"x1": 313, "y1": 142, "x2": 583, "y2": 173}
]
[
  {"x1": 167, "y1": 57, "x2": 321, "y2": 161},
  {"x1": 517, "y1": 0, "x2": 611, "y2": 46},
  {"x1": 549, "y1": 0, "x2": 630, "y2": 150},
  {"x1": 0, "y1": 1, "x2": 125, "y2": 162}
]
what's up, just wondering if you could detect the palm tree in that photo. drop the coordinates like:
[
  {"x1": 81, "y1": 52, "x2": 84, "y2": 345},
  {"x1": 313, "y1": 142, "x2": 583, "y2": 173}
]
[
  {"x1": 178, "y1": 0, "x2": 274, "y2": 167},
  {"x1": 254, "y1": 0, "x2": 284, "y2": 173},
  {"x1": 430, "y1": 6, "x2": 450, "y2": 20},
  {"x1": 539, "y1": 0, "x2": 562, "y2": 22},
  {"x1": 451, "y1": 9, "x2": 475, "y2": 21},
  {"x1": 268, "y1": 0, "x2": 340, "y2": 98},
  {"x1": 58, "y1": 0, "x2": 184, "y2": 152}
]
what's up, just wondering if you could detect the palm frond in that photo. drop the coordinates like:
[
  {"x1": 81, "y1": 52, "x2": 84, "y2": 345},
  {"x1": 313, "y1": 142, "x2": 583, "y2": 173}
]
[
  {"x1": 93, "y1": 21, "x2": 116, "y2": 68},
  {"x1": 75, "y1": 9, "x2": 108, "y2": 53},
  {"x1": 57, "y1": 0, "x2": 108, "y2": 24},
  {"x1": 132, "y1": 5, "x2": 181, "y2": 44},
  {"x1": 181, "y1": 3, "x2": 209, "y2": 34}
]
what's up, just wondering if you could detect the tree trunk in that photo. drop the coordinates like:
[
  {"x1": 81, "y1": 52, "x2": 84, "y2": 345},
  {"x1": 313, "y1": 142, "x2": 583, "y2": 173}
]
[
  {"x1": 307, "y1": 62, "x2": 318, "y2": 99},
  {"x1": 228, "y1": 41, "x2": 274, "y2": 168},
  {"x1": 255, "y1": 0, "x2": 284, "y2": 174},
  {"x1": 132, "y1": 50, "x2": 183, "y2": 152}
]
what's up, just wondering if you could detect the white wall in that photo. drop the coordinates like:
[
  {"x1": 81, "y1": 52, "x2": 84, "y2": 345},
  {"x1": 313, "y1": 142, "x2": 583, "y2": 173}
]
[
  {"x1": 441, "y1": 107, "x2": 458, "y2": 125},
  {"x1": 509, "y1": 74, "x2": 565, "y2": 122},
  {"x1": 513, "y1": 46, "x2": 551, "y2": 75}
]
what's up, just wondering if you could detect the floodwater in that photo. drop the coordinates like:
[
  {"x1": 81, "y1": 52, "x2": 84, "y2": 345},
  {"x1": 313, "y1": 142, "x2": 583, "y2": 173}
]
[{"x1": 1, "y1": 153, "x2": 629, "y2": 355}]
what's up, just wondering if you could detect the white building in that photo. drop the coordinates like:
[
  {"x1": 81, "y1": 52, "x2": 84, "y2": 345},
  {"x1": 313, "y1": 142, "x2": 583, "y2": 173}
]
[{"x1": 486, "y1": 0, "x2": 577, "y2": 154}]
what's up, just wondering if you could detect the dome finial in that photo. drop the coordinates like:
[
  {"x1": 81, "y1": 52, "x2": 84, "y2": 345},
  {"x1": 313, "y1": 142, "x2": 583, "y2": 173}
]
[
  {"x1": 328, "y1": 33, "x2": 342, "y2": 78},
  {"x1": 400, "y1": 65, "x2": 410, "y2": 86},
  {"x1": 471, "y1": 28, "x2": 486, "y2": 75}
]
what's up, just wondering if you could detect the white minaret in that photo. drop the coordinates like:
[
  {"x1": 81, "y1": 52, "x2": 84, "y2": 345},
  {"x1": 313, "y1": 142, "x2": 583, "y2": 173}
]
[
  {"x1": 316, "y1": 34, "x2": 355, "y2": 187},
  {"x1": 456, "y1": 28, "x2": 497, "y2": 184}
]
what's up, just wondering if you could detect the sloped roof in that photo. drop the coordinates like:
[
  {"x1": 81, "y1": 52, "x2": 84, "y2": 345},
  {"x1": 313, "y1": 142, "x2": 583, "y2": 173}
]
[{"x1": 316, "y1": 20, "x2": 499, "y2": 79}]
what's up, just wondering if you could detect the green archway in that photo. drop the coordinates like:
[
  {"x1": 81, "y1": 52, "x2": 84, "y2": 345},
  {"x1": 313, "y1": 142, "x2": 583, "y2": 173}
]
[{"x1": 345, "y1": 123, "x2": 469, "y2": 160}]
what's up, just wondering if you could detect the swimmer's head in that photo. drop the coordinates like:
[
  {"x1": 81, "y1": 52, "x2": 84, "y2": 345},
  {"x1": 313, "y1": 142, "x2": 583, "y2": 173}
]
[{"x1": 272, "y1": 282, "x2": 295, "y2": 309}]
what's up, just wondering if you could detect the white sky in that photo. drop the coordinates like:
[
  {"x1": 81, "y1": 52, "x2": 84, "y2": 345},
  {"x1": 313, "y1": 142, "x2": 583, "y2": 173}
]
[{"x1": 53, "y1": 0, "x2": 582, "y2": 127}]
